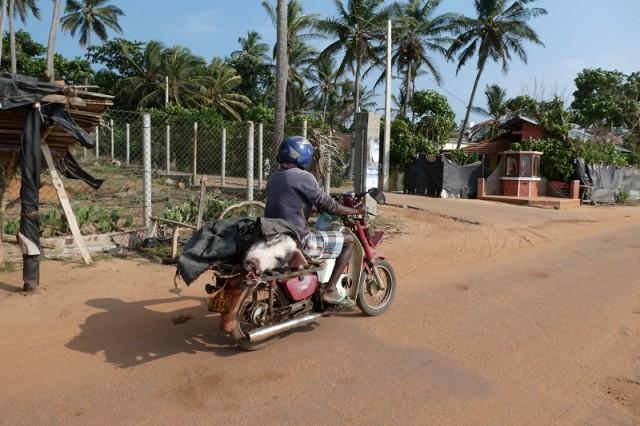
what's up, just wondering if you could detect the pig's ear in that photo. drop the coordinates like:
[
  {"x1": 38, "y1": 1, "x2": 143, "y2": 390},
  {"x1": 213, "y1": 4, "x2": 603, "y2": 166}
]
[
  {"x1": 244, "y1": 258, "x2": 261, "y2": 274},
  {"x1": 287, "y1": 249, "x2": 308, "y2": 270}
]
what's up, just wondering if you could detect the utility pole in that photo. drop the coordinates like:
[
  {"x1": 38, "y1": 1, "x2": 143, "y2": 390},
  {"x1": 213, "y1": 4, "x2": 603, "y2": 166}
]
[{"x1": 382, "y1": 19, "x2": 392, "y2": 191}]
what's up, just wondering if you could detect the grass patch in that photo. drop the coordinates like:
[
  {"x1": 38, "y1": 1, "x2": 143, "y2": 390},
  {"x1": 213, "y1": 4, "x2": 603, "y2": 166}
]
[{"x1": 0, "y1": 263, "x2": 16, "y2": 273}]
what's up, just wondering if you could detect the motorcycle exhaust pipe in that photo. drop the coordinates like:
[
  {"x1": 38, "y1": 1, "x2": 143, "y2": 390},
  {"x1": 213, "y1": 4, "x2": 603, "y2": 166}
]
[{"x1": 248, "y1": 312, "x2": 324, "y2": 343}]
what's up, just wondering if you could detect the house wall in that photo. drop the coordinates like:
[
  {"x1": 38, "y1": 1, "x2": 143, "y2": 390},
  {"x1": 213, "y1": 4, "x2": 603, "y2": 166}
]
[{"x1": 521, "y1": 122, "x2": 543, "y2": 140}]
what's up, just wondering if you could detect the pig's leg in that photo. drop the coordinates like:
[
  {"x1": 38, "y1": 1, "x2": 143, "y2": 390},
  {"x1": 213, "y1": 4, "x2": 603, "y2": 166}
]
[
  {"x1": 287, "y1": 249, "x2": 307, "y2": 270},
  {"x1": 219, "y1": 279, "x2": 245, "y2": 334}
]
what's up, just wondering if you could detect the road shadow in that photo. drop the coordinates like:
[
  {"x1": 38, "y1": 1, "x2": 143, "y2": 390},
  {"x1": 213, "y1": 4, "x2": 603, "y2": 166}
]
[
  {"x1": 66, "y1": 295, "x2": 240, "y2": 368},
  {"x1": 0, "y1": 281, "x2": 22, "y2": 293}
]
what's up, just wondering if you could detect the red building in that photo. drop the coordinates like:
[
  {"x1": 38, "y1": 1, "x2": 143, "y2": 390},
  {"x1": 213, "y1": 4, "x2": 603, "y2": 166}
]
[{"x1": 464, "y1": 115, "x2": 542, "y2": 171}]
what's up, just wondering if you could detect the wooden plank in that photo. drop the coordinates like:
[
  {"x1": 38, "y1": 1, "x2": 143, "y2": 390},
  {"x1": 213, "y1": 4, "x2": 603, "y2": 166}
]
[
  {"x1": 148, "y1": 216, "x2": 197, "y2": 230},
  {"x1": 196, "y1": 177, "x2": 207, "y2": 229},
  {"x1": 41, "y1": 144, "x2": 92, "y2": 265}
]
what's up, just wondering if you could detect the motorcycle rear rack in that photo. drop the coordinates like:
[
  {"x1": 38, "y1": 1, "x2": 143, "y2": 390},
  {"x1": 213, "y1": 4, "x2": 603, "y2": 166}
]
[
  {"x1": 260, "y1": 259, "x2": 326, "y2": 281},
  {"x1": 210, "y1": 260, "x2": 326, "y2": 282}
]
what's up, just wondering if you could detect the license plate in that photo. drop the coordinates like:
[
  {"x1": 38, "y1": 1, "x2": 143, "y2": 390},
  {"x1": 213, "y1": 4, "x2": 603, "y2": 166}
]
[{"x1": 208, "y1": 289, "x2": 231, "y2": 314}]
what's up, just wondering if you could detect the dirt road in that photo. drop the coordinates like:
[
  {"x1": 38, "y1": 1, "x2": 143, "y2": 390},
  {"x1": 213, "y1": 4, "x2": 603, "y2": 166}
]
[{"x1": 1, "y1": 197, "x2": 640, "y2": 425}]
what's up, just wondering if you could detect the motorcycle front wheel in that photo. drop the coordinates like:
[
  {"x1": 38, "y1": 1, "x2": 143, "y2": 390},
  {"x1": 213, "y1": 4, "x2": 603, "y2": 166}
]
[{"x1": 356, "y1": 260, "x2": 397, "y2": 316}]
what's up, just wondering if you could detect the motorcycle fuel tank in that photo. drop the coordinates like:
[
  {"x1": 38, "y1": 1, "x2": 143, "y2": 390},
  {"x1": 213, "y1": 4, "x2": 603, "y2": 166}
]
[{"x1": 284, "y1": 275, "x2": 319, "y2": 301}]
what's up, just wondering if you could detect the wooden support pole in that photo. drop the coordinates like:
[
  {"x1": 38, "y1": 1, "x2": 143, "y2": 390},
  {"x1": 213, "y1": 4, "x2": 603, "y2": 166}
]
[
  {"x1": 196, "y1": 177, "x2": 207, "y2": 230},
  {"x1": 41, "y1": 144, "x2": 92, "y2": 265}
]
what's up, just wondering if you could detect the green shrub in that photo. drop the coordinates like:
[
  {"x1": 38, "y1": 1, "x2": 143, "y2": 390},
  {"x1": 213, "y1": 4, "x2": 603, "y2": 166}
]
[
  {"x1": 514, "y1": 138, "x2": 634, "y2": 182},
  {"x1": 38, "y1": 206, "x2": 133, "y2": 237},
  {"x1": 3, "y1": 219, "x2": 19, "y2": 236},
  {"x1": 447, "y1": 150, "x2": 480, "y2": 165},
  {"x1": 615, "y1": 190, "x2": 630, "y2": 204},
  {"x1": 161, "y1": 195, "x2": 231, "y2": 225}
]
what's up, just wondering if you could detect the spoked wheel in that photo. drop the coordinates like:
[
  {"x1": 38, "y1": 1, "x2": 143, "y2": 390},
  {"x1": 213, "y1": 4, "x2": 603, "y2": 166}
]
[
  {"x1": 230, "y1": 284, "x2": 287, "y2": 351},
  {"x1": 357, "y1": 260, "x2": 397, "y2": 316}
]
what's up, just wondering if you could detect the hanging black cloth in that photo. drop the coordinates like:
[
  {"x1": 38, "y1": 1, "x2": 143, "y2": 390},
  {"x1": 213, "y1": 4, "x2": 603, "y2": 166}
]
[
  {"x1": 56, "y1": 152, "x2": 104, "y2": 190},
  {"x1": 18, "y1": 106, "x2": 42, "y2": 291}
]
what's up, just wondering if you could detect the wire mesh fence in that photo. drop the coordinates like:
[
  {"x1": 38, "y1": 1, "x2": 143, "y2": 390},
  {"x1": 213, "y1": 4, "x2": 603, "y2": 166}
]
[{"x1": 0, "y1": 109, "x2": 322, "y2": 239}]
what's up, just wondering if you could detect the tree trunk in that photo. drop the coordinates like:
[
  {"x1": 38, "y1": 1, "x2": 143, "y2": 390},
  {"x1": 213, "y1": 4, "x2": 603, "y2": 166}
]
[
  {"x1": 457, "y1": 62, "x2": 485, "y2": 149},
  {"x1": 354, "y1": 54, "x2": 361, "y2": 119},
  {"x1": 322, "y1": 92, "x2": 328, "y2": 120},
  {"x1": 404, "y1": 62, "x2": 412, "y2": 120},
  {"x1": 8, "y1": 0, "x2": 15, "y2": 74},
  {"x1": 46, "y1": 0, "x2": 62, "y2": 82},
  {"x1": 274, "y1": 0, "x2": 288, "y2": 145},
  {"x1": 0, "y1": 0, "x2": 7, "y2": 68}
]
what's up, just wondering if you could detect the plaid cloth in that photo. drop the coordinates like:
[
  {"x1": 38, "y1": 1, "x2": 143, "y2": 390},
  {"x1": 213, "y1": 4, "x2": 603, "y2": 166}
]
[{"x1": 302, "y1": 230, "x2": 345, "y2": 259}]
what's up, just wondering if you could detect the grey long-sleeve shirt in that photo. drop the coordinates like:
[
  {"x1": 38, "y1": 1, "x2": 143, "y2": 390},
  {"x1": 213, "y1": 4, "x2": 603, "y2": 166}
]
[{"x1": 264, "y1": 167, "x2": 338, "y2": 237}]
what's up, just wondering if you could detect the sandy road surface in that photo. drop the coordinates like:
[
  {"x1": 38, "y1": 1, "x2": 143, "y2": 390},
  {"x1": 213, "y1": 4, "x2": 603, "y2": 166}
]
[{"x1": 1, "y1": 196, "x2": 640, "y2": 425}]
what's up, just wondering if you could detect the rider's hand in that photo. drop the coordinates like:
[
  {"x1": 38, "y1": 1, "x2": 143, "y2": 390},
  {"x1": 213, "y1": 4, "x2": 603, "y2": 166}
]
[{"x1": 356, "y1": 204, "x2": 367, "y2": 215}]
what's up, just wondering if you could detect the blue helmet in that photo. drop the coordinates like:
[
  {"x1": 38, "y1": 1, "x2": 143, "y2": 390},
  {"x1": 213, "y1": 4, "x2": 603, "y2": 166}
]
[{"x1": 277, "y1": 136, "x2": 314, "y2": 170}]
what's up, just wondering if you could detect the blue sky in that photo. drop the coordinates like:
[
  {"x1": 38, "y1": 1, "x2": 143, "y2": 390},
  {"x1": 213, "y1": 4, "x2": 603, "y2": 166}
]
[{"x1": 22, "y1": 0, "x2": 640, "y2": 122}]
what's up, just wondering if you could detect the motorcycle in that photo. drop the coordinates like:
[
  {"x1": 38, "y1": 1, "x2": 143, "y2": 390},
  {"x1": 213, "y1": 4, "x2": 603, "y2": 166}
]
[{"x1": 205, "y1": 188, "x2": 397, "y2": 350}]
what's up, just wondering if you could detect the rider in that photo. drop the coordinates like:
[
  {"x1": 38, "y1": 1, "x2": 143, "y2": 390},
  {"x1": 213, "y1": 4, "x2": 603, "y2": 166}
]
[{"x1": 265, "y1": 136, "x2": 365, "y2": 306}]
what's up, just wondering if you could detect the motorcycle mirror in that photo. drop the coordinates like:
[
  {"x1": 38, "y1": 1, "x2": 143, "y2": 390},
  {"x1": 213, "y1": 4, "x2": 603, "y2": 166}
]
[{"x1": 367, "y1": 188, "x2": 386, "y2": 205}]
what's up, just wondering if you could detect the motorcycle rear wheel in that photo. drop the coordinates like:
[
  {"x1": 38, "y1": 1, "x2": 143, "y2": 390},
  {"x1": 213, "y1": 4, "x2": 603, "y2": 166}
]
[
  {"x1": 230, "y1": 285, "x2": 287, "y2": 351},
  {"x1": 356, "y1": 260, "x2": 396, "y2": 316}
]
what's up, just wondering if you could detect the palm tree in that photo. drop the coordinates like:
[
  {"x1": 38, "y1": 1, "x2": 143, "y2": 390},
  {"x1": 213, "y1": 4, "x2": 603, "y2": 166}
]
[
  {"x1": 286, "y1": 39, "x2": 316, "y2": 109},
  {"x1": 308, "y1": 55, "x2": 339, "y2": 119},
  {"x1": 470, "y1": 83, "x2": 508, "y2": 139},
  {"x1": 274, "y1": 0, "x2": 288, "y2": 145},
  {"x1": 392, "y1": 0, "x2": 455, "y2": 119},
  {"x1": 317, "y1": 0, "x2": 391, "y2": 122},
  {"x1": 262, "y1": 0, "x2": 320, "y2": 58},
  {"x1": 232, "y1": 31, "x2": 270, "y2": 63},
  {"x1": 7, "y1": 0, "x2": 41, "y2": 74},
  {"x1": 0, "y1": 0, "x2": 6, "y2": 68},
  {"x1": 46, "y1": 0, "x2": 62, "y2": 81},
  {"x1": 61, "y1": 0, "x2": 124, "y2": 48},
  {"x1": 203, "y1": 58, "x2": 252, "y2": 120},
  {"x1": 8, "y1": 0, "x2": 15, "y2": 74},
  {"x1": 118, "y1": 42, "x2": 208, "y2": 109},
  {"x1": 448, "y1": 0, "x2": 547, "y2": 148}
]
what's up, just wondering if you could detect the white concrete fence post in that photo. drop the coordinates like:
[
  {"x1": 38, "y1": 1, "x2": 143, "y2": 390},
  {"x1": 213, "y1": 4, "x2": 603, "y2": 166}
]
[
  {"x1": 221, "y1": 127, "x2": 227, "y2": 187},
  {"x1": 247, "y1": 121, "x2": 255, "y2": 201},
  {"x1": 110, "y1": 118, "x2": 114, "y2": 160},
  {"x1": 95, "y1": 126, "x2": 99, "y2": 158},
  {"x1": 192, "y1": 122, "x2": 198, "y2": 185},
  {"x1": 142, "y1": 113, "x2": 152, "y2": 227},
  {"x1": 302, "y1": 119, "x2": 308, "y2": 138},
  {"x1": 258, "y1": 123, "x2": 264, "y2": 189},
  {"x1": 125, "y1": 123, "x2": 130, "y2": 165},
  {"x1": 165, "y1": 124, "x2": 171, "y2": 175}
]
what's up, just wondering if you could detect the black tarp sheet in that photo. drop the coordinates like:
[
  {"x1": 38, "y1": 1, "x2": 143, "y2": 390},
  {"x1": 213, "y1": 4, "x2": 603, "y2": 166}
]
[
  {"x1": 404, "y1": 155, "x2": 488, "y2": 198},
  {"x1": 574, "y1": 158, "x2": 640, "y2": 203}
]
